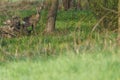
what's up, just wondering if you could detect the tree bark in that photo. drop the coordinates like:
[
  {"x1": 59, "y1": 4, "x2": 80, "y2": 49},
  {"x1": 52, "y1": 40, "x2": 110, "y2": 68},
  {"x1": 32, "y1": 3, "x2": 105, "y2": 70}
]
[
  {"x1": 70, "y1": 0, "x2": 76, "y2": 9},
  {"x1": 62, "y1": 0, "x2": 75, "y2": 11},
  {"x1": 62, "y1": 0, "x2": 69, "y2": 11},
  {"x1": 77, "y1": 0, "x2": 82, "y2": 10},
  {"x1": 44, "y1": 0, "x2": 59, "y2": 33},
  {"x1": 77, "y1": 0, "x2": 89, "y2": 10},
  {"x1": 117, "y1": 0, "x2": 120, "y2": 46}
]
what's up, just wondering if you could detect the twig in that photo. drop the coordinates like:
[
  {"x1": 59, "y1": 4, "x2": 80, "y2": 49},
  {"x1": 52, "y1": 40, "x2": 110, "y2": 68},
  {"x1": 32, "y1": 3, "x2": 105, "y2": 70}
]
[
  {"x1": 100, "y1": 5, "x2": 118, "y2": 14},
  {"x1": 91, "y1": 13, "x2": 110, "y2": 33},
  {"x1": 1, "y1": 30, "x2": 16, "y2": 37}
]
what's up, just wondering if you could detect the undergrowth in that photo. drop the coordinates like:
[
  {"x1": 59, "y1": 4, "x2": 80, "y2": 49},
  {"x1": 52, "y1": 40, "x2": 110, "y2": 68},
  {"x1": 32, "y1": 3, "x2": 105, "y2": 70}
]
[
  {"x1": 0, "y1": 1, "x2": 119, "y2": 80},
  {"x1": 0, "y1": 9, "x2": 118, "y2": 61}
]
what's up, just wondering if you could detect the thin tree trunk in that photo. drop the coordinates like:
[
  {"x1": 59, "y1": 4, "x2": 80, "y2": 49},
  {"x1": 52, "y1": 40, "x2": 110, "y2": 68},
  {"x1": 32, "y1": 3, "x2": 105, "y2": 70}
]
[
  {"x1": 44, "y1": 0, "x2": 58, "y2": 33},
  {"x1": 77, "y1": 0, "x2": 89, "y2": 10},
  {"x1": 62, "y1": 0, "x2": 69, "y2": 11},
  {"x1": 70, "y1": 0, "x2": 76, "y2": 9},
  {"x1": 117, "y1": 0, "x2": 120, "y2": 46},
  {"x1": 77, "y1": 0, "x2": 82, "y2": 10},
  {"x1": 62, "y1": 0, "x2": 75, "y2": 11}
]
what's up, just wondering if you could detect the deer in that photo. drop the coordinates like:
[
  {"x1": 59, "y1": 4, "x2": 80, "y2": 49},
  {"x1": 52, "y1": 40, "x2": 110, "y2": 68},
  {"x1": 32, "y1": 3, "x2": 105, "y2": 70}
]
[
  {"x1": 2, "y1": 4, "x2": 43, "y2": 35},
  {"x1": 22, "y1": 5, "x2": 43, "y2": 34}
]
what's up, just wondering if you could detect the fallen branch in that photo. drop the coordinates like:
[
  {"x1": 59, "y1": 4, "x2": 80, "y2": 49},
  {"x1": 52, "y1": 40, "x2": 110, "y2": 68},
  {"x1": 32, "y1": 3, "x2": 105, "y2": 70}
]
[
  {"x1": 100, "y1": 5, "x2": 118, "y2": 14},
  {"x1": 0, "y1": 29, "x2": 16, "y2": 37},
  {"x1": 91, "y1": 13, "x2": 110, "y2": 33}
]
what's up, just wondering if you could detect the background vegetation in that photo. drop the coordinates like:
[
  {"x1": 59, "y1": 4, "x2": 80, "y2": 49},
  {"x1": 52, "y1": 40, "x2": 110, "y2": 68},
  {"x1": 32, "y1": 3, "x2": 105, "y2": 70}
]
[{"x1": 0, "y1": 0, "x2": 120, "y2": 80}]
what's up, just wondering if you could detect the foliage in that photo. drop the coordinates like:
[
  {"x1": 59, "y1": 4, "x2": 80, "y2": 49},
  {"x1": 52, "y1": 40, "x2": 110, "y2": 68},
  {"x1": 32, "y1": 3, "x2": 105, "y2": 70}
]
[
  {"x1": 89, "y1": 0, "x2": 118, "y2": 30},
  {"x1": 0, "y1": 10, "x2": 117, "y2": 61},
  {"x1": 0, "y1": 1, "x2": 119, "y2": 79},
  {"x1": 0, "y1": 53, "x2": 120, "y2": 80}
]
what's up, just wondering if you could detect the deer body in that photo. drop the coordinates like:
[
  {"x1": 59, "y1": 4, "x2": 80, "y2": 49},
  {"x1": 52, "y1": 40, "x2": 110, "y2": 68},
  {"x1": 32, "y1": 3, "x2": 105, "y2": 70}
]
[
  {"x1": 2, "y1": 5, "x2": 43, "y2": 35},
  {"x1": 22, "y1": 7, "x2": 42, "y2": 34}
]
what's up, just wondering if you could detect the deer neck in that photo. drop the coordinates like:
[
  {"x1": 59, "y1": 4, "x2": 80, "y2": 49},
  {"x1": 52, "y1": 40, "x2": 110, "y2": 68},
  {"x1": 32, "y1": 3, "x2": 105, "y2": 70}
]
[{"x1": 36, "y1": 13, "x2": 40, "y2": 18}]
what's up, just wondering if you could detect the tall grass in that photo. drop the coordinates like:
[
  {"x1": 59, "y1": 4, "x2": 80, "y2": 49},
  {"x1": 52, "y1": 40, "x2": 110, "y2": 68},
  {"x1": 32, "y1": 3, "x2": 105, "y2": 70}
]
[
  {"x1": 0, "y1": 9, "x2": 118, "y2": 61},
  {"x1": 0, "y1": 3, "x2": 119, "y2": 80},
  {"x1": 0, "y1": 53, "x2": 120, "y2": 80}
]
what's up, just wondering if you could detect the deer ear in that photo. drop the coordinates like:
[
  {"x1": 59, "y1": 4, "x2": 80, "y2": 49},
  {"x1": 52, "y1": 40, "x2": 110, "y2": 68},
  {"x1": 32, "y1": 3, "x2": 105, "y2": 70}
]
[
  {"x1": 36, "y1": 7, "x2": 42, "y2": 13},
  {"x1": 41, "y1": 3, "x2": 44, "y2": 8}
]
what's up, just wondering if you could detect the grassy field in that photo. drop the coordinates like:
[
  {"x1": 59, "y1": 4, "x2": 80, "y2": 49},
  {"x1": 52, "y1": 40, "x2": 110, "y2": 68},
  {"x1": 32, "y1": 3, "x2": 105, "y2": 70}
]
[
  {"x1": 0, "y1": 53, "x2": 120, "y2": 80},
  {"x1": 0, "y1": 3, "x2": 120, "y2": 80}
]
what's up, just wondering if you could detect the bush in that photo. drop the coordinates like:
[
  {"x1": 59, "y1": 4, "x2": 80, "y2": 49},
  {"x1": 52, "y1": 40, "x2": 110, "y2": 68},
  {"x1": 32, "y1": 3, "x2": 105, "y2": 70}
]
[{"x1": 89, "y1": 0, "x2": 118, "y2": 30}]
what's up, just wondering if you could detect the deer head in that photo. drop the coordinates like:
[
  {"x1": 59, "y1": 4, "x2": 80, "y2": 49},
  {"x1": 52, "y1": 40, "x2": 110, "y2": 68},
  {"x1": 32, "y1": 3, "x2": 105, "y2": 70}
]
[{"x1": 36, "y1": 3, "x2": 44, "y2": 14}]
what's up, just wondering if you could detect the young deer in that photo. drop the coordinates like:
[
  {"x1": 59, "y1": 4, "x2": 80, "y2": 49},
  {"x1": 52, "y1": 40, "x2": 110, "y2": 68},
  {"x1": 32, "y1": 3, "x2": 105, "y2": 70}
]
[{"x1": 22, "y1": 5, "x2": 43, "y2": 34}]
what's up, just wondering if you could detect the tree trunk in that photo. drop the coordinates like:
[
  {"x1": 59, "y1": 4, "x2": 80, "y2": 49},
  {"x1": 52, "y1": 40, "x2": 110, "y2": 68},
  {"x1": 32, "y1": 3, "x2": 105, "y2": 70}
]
[
  {"x1": 77, "y1": 0, "x2": 82, "y2": 10},
  {"x1": 70, "y1": 0, "x2": 76, "y2": 9},
  {"x1": 44, "y1": 0, "x2": 59, "y2": 33},
  {"x1": 62, "y1": 0, "x2": 75, "y2": 11},
  {"x1": 62, "y1": 0, "x2": 69, "y2": 11},
  {"x1": 117, "y1": 0, "x2": 120, "y2": 46},
  {"x1": 77, "y1": 0, "x2": 89, "y2": 10}
]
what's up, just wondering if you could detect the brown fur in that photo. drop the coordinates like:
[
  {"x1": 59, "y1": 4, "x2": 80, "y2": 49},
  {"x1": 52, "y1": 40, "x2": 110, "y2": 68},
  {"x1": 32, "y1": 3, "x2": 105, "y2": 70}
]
[
  {"x1": 2, "y1": 5, "x2": 43, "y2": 35},
  {"x1": 22, "y1": 6, "x2": 43, "y2": 34}
]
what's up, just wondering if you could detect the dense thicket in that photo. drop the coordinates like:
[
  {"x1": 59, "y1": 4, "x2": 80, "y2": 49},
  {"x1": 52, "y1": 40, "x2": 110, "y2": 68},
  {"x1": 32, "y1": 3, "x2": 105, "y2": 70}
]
[
  {"x1": 0, "y1": 0, "x2": 118, "y2": 31},
  {"x1": 89, "y1": 0, "x2": 118, "y2": 30}
]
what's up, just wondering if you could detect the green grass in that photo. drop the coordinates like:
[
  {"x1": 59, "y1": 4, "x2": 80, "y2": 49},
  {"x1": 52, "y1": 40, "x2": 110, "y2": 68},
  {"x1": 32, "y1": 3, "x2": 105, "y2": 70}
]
[
  {"x1": 0, "y1": 5, "x2": 119, "y2": 80},
  {"x1": 0, "y1": 10, "x2": 99, "y2": 58},
  {"x1": 0, "y1": 53, "x2": 120, "y2": 80},
  {"x1": 0, "y1": 10, "x2": 117, "y2": 59}
]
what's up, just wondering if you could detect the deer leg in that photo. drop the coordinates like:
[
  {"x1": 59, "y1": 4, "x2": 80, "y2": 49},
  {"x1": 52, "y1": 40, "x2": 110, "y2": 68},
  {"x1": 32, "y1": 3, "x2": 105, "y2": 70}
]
[
  {"x1": 32, "y1": 24, "x2": 37, "y2": 35},
  {"x1": 23, "y1": 26, "x2": 28, "y2": 35},
  {"x1": 20, "y1": 25, "x2": 24, "y2": 35}
]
